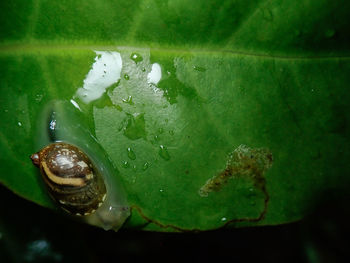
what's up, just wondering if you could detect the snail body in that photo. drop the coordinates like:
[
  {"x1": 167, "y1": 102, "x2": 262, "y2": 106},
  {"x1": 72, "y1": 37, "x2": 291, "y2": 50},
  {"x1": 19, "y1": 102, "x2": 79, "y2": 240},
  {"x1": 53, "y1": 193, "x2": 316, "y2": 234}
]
[
  {"x1": 32, "y1": 100, "x2": 130, "y2": 231},
  {"x1": 31, "y1": 142, "x2": 106, "y2": 216}
]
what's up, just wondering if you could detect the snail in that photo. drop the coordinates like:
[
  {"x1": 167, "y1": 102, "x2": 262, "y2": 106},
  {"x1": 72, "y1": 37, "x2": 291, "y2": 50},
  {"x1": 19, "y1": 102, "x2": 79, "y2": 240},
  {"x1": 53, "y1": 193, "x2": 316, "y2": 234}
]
[
  {"x1": 31, "y1": 142, "x2": 106, "y2": 216},
  {"x1": 31, "y1": 100, "x2": 130, "y2": 231}
]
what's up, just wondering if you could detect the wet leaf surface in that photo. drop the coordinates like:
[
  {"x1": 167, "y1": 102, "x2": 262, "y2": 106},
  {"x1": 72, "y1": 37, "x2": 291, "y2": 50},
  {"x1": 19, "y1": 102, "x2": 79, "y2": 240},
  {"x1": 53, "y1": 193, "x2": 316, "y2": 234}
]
[{"x1": 1, "y1": 0, "x2": 350, "y2": 231}]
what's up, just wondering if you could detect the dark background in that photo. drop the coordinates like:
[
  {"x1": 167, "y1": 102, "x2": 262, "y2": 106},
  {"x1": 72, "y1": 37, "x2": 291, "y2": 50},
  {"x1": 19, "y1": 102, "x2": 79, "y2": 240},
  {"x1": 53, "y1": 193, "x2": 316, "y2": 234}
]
[{"x1": 0, "y1": 184, "x2": 349, "y2": 263}]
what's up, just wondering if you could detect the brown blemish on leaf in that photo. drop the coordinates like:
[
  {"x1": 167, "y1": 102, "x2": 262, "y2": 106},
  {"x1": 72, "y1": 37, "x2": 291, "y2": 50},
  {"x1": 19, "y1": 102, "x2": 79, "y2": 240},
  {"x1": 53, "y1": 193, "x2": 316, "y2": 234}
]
[
  {"x1": 199, "y1": 145, "x2": 273, "y2": 197},
  {"x1": 130, "y1": 205, "x2": 191, "y2": 232}
]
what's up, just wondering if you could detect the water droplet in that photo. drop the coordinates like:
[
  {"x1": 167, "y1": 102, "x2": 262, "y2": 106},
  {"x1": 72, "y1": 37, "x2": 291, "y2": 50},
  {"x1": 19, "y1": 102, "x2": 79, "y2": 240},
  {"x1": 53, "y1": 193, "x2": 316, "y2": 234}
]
[
  {"x1": 124, "y1": 74, "x2": 130, "y2": 80},
  {"x1": 117, "y1": 119, "x2": 127, "y2": 132},
  {"x1": 127, "y1": 147, "x2": 136, "y2": 160},
  {"x1": 262, "y1": 8, "x2": 273, "y2": 21},
  {"x1": 122, "y1": 113, "x2": 147, "y2": 140},
  {"x1": 17, "y1": 121, "x2": 22, "y2": 127},
  {"x1": 159, "y1": 145, "x2": 170, "y2": 160},
  {"x1": 142, "y1": 162, "x2": 149, "y2": 171},
  {"x1": 122, "y1": 161, "x2": 130, "y2": 168},
  {"x1": 246, "y1": 188, "x2": 257, "y2": 201},
  {"x1": 325, "y1": 29, "x2": 335, "y2": 38},
  {"x1": 141, "y1": 68, "x2": 146, "y2": 72},
  {"x1": 159, "y1": 189, "x2": 164, "y2": 192},
  {"x1": 115, "y1": 105, "x2": 123, "y2": 111},
  {"x1": 221, "y1": 217, "x2": 227, "y2": 222},
  {"x1": 130, "y1": 53, "x2": 143, "y2": 64},
  {"x1": 35, "y1": 94, "x2": 43, "y2": 102},
  {"x1": 154, "y1": 135, "x2": 159, "y2": 141},
  {"x1": 193, "y1": 65, "x2": 206, "y2": 72},
  {"x1": 122, "y1": 95, "x2": 134, "y2": 105}
]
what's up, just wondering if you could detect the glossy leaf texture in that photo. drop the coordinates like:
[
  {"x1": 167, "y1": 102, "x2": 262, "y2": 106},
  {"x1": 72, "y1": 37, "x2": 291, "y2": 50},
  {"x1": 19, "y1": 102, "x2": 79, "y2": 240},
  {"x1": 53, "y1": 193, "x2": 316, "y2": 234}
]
[{"x1": 1, "y1": 0, "x2": 350, "y2": 231}]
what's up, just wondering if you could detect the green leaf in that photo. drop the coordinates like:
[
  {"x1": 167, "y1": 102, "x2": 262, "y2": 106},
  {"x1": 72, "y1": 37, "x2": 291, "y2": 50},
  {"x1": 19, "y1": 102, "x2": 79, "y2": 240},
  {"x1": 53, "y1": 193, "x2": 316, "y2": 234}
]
[{"x1": 1, "y1": 0, "x2": 350, "y2": 231}]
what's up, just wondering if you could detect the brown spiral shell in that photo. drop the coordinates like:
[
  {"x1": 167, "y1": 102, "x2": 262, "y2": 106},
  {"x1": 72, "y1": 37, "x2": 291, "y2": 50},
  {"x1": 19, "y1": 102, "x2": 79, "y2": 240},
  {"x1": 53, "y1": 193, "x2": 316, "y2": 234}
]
[{"x1": 30, "y1": 142, "x2": 106, "y2": 216}]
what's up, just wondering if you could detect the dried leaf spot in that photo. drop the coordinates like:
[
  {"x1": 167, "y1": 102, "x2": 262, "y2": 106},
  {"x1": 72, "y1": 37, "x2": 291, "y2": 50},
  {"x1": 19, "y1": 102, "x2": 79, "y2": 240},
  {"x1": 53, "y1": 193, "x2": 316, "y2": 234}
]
[{"x1": 199, "y1": 145, "x2": 273, "y2": 197}]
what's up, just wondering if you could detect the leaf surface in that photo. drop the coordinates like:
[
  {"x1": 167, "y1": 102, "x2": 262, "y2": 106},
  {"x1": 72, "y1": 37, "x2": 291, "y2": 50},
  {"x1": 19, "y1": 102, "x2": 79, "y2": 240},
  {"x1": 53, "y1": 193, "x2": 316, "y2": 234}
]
[{"x1": 1, "y1": 0, "x2": 350, "y2": 231}]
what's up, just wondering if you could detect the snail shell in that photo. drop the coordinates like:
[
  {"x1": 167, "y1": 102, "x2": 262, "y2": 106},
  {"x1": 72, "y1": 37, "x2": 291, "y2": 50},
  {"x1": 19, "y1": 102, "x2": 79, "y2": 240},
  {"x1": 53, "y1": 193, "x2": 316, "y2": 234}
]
[{"x1": 31, "y1": 142, "x2": 106, "y2": 216}]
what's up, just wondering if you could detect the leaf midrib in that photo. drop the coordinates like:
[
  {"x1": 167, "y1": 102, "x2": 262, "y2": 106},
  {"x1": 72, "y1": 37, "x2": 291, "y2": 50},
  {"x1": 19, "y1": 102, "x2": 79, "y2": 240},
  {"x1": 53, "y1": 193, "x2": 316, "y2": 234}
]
[{"x1": 0, "y1": 43, "x2": 350, "y2": 61}]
